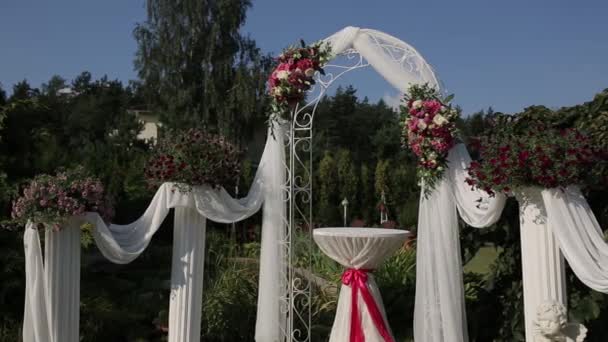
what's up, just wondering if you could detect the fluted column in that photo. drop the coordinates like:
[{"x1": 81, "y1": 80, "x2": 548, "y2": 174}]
[
  {"x1": 44, "y1": 218, "x2": 81, "y2": 342},
  {"x1": 515, "y1": 187, "x2": 567, "y2": 341},
  {"x1": 169, "y1": 207, "x2": 206, "y2": 342}
]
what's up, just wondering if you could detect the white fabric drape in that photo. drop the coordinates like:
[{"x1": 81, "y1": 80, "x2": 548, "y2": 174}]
[
  {"x1": 22, "y1": 124, "x2": 286, "y2": 342},
  {"x1": 23, "y1": 226, "x2": 50, "y2": 342},
  {"x1": 322, "y1": 26, "x2": 442, "y2": 94},
  {"x1": 543, "y1": 186, "x2": 608, "y2": 293},
  {"x1": 23, "y1": 218, "x2": 82, "y2": 342},
  {"x1": 313, "y1": 228, "x2": 408, "y2": 342},
  {"x1": 168, "y1": 207, "x2": 207, "y2": 342},
  {"x1": 515, "y1": 187, "x2": 567, "y2": 340},
  {"x1": 414, "y1": 144, "x2": 507, "y2": 342},
  {"x1": 448, "y1": 144, "x2": 507, "y2": 227}
]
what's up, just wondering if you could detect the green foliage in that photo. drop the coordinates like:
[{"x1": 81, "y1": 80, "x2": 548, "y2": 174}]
[
  {"x1": 374, "y1": 247, "x2": 417, "y2": 340},
  {"x1": 0, "y1": 229, "x2": 25, "y2": 341},
  {"x1": 201, "y1": 254, "x2": 258, "y2": 340}
]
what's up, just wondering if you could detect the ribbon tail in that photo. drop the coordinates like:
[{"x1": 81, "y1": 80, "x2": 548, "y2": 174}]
[
  {"x1": 359, "y1": 284, "x2": 394, "y2": 342},
  {"x1": 350, "y1": 284, "x2": 365, "y2": 342}
]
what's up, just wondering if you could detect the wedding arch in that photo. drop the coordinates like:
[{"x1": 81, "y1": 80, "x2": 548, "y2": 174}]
[
  {"x1": 21, "y1": 26, "x2": 607, "y2": 342},
  {"x1": 278, "y1": 26, "x2": 506, "y2": 342},
  {"x1": 278, "y1": 26, "x2": 603, "y2": 342}
]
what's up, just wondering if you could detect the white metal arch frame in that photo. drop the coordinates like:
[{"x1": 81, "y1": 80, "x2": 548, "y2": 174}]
[{"x1": 281, "y1": 26, "x2": 442, "y2": 342}]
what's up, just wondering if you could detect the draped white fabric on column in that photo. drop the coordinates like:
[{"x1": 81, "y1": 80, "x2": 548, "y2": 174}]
[
  {"x1": 542, "y1": 186, "x2": 608, "y2": 293},
  {"x1": 168, "y1": 207, "x2": 207, "y2": 342},
  {"x1": 515, "y1": 187, "x2": 567, "y2": 341},
  {"x1": 23, "y1": 226, "x2": 50, "y2": 342},
  {"x1": 23, "y1": 218, "x2": 82, "y2": 342},
  {"x1": 22, "y1": 124, "x2": 286, "y2": 342},
  {"x1": 414, "y1": 144, "x2": 507, "y2": 342}
]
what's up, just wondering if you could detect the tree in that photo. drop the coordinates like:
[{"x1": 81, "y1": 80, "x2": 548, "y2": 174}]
[
  {"x1": 0, "y1": 84, "x2": 6, "y2": 106},
  {"x1": 359, "y1": 164, "x2": 375, "y2": 223},
  {"x1": 133, "y1": 0, "x2": 271, "y2": 143},
  {"x1": 374, "y1": 159, "x2": 390, "y2": 199},
  {"x1": 336, "y1": 149, "x2": 359, "y2": 217},
  {"x1": 10, "y1": 80, "x2": 38, "y2": 101},
  {"x1": 42, "y1": 75, "x2": 68, "y2": 96},
  {"x1": 317, "y1": 150, "x2": 339, "y2": 225}
]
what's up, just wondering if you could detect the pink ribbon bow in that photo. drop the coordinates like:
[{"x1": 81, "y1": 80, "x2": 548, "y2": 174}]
[{"x1": 341, "y1": 268, "x2": 394, "y2": 342}]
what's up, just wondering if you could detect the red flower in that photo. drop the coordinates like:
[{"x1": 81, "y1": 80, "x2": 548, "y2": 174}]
[
  {"x1": 423, "y1": 100, "x2": 442, "y2": 115},
  {"x1": 295, "y1": 58, "x2": 313, "y2": 72}
]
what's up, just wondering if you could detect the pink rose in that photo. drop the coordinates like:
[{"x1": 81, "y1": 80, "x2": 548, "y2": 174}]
[
  {"x1": 296, "y1": 59, "x2": 313, "y2": 72},
  {"x1": 276, "y1": 62, "x2": 292, "y2": 72},
  {"x1": 424, "y1": 100, "x2": 442, "y2": 115}
]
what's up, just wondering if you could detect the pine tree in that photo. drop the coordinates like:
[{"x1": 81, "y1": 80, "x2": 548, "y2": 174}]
[
  {"x1": 317, "y1": 150, "x2": 339, "y2": 225},
  {"x1": 360, "y1": 164, "x2": 374, "y2": 223},
  {"x1": 0, "y1": 84, "x2": 6, "y2": 106},
  {"x1": 336, "y1": 149, "x2": 359, "y2": 218}
]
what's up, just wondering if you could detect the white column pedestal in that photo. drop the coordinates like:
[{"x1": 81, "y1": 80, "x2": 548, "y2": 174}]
[
  {"x1": 516, "y1": 187, "x2": 568, "y2": 341},
  {"x1": 44, "y1": 219, "x2": 81, "y2": 342},
  {"x1": 169, "y1": 207, "x2": 206, "y2": 342}
]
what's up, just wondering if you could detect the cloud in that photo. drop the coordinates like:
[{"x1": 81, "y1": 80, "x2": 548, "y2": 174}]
[{"x1": 382, "y1": 92, "x2": 402, "y2": 112}]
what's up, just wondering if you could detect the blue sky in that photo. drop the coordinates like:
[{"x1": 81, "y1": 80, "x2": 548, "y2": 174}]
[{"x1": 1, "y1": 0, "x2": 606, "y2": 114}]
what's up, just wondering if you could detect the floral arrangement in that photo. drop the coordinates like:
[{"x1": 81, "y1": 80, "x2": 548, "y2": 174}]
[
  {"x1": 144, "y1": 129, "x2": 241, "y2": 192},
  {"x1": 401, "y1": 84, "x2": 460, "y2": 194},
  {"x1": 10, "y1": 167, "x2": 113, "y2": 230},
  {"x1": 465, "y1": 113, "x2": 597, "y2": 196},
  {"x1": 268, "y1": 40, "x2": 332, "y2": 117}
]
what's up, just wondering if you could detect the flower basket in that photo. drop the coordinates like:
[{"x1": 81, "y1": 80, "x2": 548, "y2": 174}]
[
  {"x1": 11, "y1": 167, "x2": 113, "y2": 231},
  {"x1": 465, "y1": 113, "x2": 596, "y2": 196},
  {"x1": 144, "y1": 129, "x2": 241, "y2": 192}
]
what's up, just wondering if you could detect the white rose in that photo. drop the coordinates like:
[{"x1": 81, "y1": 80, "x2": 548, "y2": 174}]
[
  {"x1": 273, "y1": 87, "x2": 283, "y2": 96},
  {"x1": 413, "y1": 100, "x2": 423, "y2": 109},
  {"x1": 417, "y1": 120, "x2": 427, "y2": 130},
  {"x1": 305, "y1": 68, "x2": 315, "y2": 77},
  {"x1": 276, "y1": 70, "x2": 289, "y2": 80},
  {"x1": 433, "y1": 114, "x2": 449, "y2": 126}
]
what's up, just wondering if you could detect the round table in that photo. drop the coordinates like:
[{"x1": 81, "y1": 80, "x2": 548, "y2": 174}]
[{"x1": 313, "y1": 228, "x2": 409, "y2": 342}]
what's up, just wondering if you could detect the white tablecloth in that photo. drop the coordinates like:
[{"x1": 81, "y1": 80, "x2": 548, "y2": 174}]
[{"x1": 313, "y1": 228, "x2": 409, "y2": 342}]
